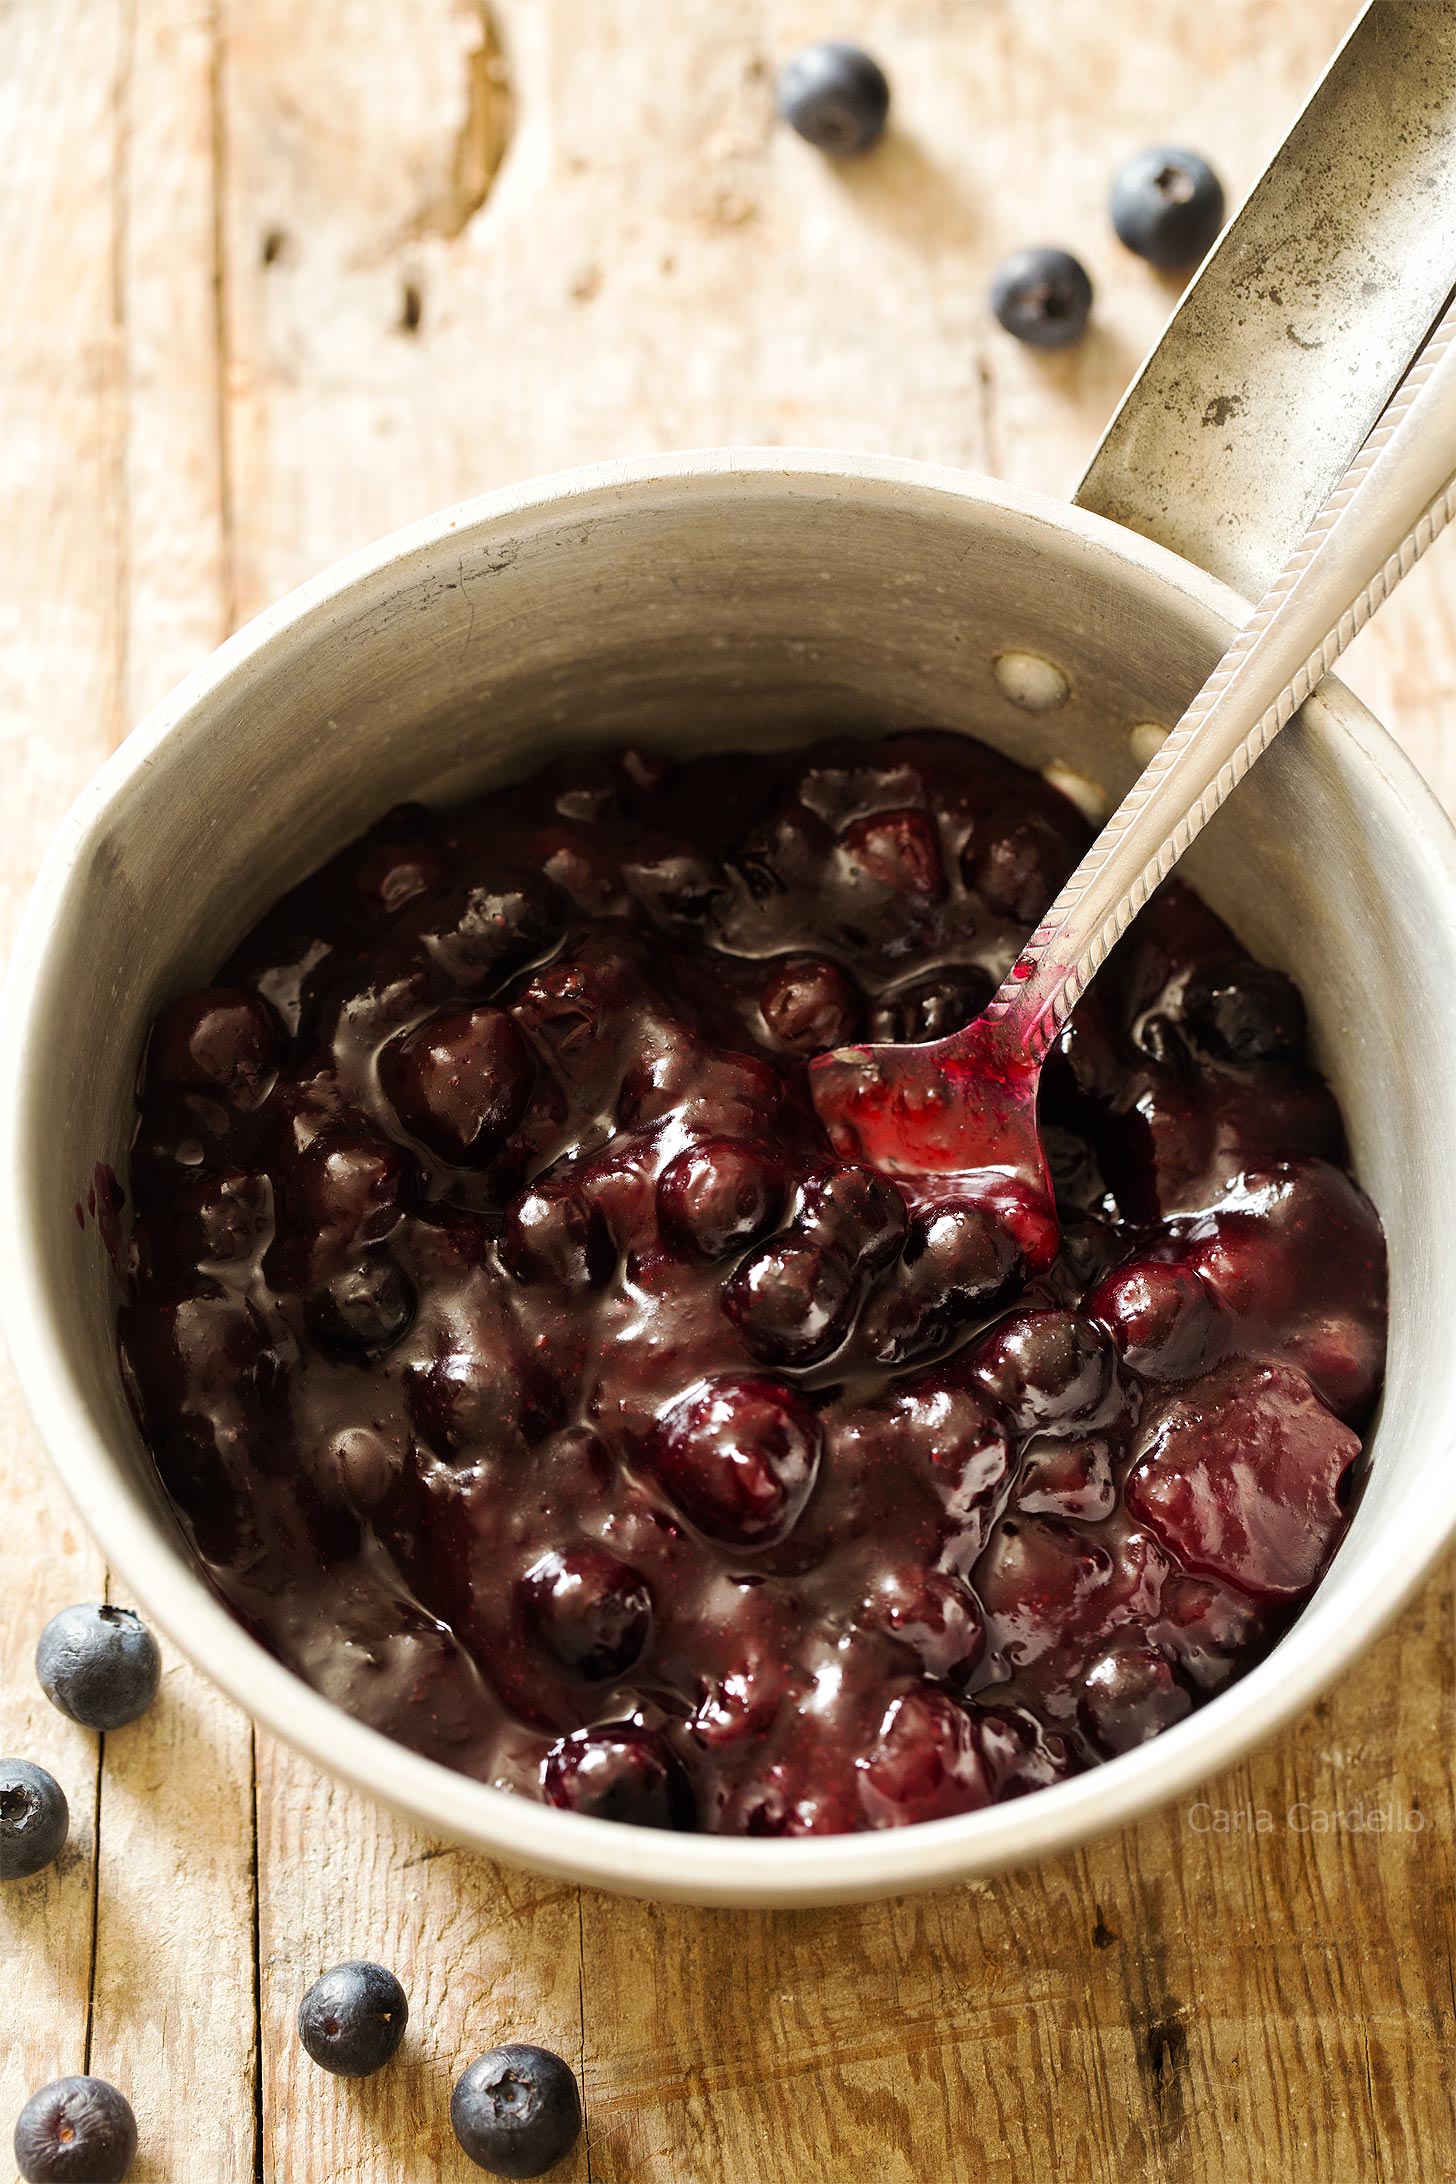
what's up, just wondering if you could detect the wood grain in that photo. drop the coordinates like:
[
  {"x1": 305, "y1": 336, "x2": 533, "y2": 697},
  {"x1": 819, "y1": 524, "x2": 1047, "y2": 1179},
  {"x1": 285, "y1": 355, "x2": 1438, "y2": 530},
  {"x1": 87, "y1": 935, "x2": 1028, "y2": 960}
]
[
  {"x1": 5, "y1": 1, "x2": 1456, "y2": 2179},
  {"x1": 1, "y1": 0, "x2": 125, "y2": 2146}
]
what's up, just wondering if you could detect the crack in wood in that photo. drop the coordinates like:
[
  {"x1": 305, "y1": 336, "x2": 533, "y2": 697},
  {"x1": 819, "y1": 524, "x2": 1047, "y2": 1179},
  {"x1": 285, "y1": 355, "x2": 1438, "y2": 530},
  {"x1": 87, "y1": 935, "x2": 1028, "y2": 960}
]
[{"x1": 413, "y1": 0, "x2": 512, "y2": 244}]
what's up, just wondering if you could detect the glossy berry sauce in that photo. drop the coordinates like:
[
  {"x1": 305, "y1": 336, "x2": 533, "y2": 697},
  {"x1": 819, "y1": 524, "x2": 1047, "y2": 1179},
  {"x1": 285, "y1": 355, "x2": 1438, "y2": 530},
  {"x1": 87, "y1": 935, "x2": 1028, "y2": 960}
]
[{"x1": 116, "y1": 733, "x2": 1387, "y2": 1835}]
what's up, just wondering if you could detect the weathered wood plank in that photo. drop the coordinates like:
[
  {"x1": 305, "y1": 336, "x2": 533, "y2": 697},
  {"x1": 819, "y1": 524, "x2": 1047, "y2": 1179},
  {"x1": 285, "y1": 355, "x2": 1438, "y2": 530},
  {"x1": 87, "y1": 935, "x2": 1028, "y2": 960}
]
[
  {"x1": 77, "y1": 7, "x2": 261, "y2": 2179},
  {"x1": 0, "y1": 0, "x2": 127, "y2": 2141},
  {"x1": 7, "y1": 0, "x2": 1456, "y2": 2179}
]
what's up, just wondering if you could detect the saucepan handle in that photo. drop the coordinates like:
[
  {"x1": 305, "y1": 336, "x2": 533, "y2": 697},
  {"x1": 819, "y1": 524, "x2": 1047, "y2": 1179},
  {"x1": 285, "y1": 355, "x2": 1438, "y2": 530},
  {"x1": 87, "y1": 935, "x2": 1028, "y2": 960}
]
[{"x1": 1075, "y1": 0, "x2": 1456, "y2": 600}]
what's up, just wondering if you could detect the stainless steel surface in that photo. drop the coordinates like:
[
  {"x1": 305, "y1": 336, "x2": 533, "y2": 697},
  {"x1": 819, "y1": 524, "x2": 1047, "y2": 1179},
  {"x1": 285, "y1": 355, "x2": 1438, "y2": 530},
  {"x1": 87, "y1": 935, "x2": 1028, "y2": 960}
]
[
  {"x1": 1004, "y1": 296, "x2": 1456, "y2": 1057},
  {"x1": 1077, "y1": 0, "x2": 1456, "y2": 601}
]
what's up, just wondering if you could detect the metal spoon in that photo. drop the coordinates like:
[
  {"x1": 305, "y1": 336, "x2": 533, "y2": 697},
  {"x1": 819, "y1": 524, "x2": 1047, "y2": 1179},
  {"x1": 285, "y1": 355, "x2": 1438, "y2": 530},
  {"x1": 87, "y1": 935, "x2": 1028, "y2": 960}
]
[{"x1": 810, "y1": 295, "x2": 1456, "y2": 1251}]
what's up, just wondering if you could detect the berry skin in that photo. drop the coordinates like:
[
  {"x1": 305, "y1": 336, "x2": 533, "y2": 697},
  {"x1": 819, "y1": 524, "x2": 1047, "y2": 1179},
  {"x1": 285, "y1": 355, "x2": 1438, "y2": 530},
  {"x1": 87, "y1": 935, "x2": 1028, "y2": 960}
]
[
  {"x1": 308, "y1": 1252, "x2": 415, "y2": 1357},
  {"x1": 990, "y1": 247, "x2": 1093, "y2": 350},
  {"x1": 857, "y1": 1685, "x2": 993, "y2": 1826},
  {"x1": 839, "y1": 809, "x2": 944, "y2": 898},
  {"x1": 297, "y1": 1960, "x2": 409, "y2": 2078},
  {"x1": 1111, "y1": 146, "x2": 1225, "y2": 270},
  {"x1": 656, "y1": 1139, "x2": 787, "y2": 1261},
  {"x1": 541, "y1": 1724, "x2": 694, "y2": 1830},
  {"x1": 759, "y1": 958, "x2": 862, "y2": 1052},
  {"x1": 653, "y1": 1375, "x2": 821, "y2": 1547},
  {"x1": 290, "y1": 1131, "x2": 408, "y2": 1255},
  {"x1": 451, "y1": 2044, "x2": 583, "y2": 2178},
  {"x1": 522, "y1": 1547, "x2": 653, "y2": 1681},
  {"x1": 1179, "y1": 962, "x2": 1306, "y2": 1063},
  {"x1": 503, "y1": 1181, "x2": 614, "y2": 1289},
  {"x1": 36, "y1": 1605, "x2": 161, "y2": 1732},
  {"x1": 722, "y1": 1238, "x2": 854, "y2": 1364},
  {"x1": 145, "y1": 986, "x2": 277, "y2": 1103},
  {"x1": 798, "y1": 1163, "x2": 908, "y2": 1272},
  {"x1": 0, "y1": 1759, "x2": 69, "y2": 1881},
  {"x1": 1126, "y1": 1361, "x2": 1357, "y2": 1599},
  {"x1": 1077, "y1": 1638, "x2": 1191, "y2": 1756},
  {"x1": 13, "y1": 2076, "x2": 137, "y2": 2183},
  {"x1": 382, "y1": 1005, "x2": 535, "y2": 1163},
  {"x1": 971, "y1": 1310, "x2": 1113, "y2": 1428},
  {"x1": 775, "y1": 41, "x2": 890, "y2": 157}
]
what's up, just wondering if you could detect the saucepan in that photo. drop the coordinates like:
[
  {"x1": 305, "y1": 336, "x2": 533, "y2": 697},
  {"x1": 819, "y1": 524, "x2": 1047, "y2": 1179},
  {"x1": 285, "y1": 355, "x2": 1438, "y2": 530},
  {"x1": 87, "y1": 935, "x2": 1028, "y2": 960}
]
[{"x1": 5, "y1": 3, "x2": 1456, "y2": 1906}]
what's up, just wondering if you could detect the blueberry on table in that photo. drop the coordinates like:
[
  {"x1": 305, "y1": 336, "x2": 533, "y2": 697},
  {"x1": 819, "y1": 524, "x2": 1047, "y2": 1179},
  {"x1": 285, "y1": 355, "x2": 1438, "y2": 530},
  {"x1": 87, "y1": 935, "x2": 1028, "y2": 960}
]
[
  {"x1": 989, "y1": 246, "x2": 1093, "y2": 349},
  {"x1": 35, "y1": 1604, "x2": 161, "y2": 1732},
  {"x1": 775, "y1": 41, "x2": 890, "y2": 155},
  {"x1": 0, "y1": 1759, "x2": 69, "y2": 1881},
  {"x1": 298, "y1": 1959, "x2": 409, "y2": 2077},
  {"x1": 13, "y1": 2076, "x2": 137, "y2": 2183},
  {"x1": 1111, "y1": 146, "x2": 1225, "y2": 269},
  {"x1": 451, "y1": 2045, "x2": 583, "y2": 2178}
]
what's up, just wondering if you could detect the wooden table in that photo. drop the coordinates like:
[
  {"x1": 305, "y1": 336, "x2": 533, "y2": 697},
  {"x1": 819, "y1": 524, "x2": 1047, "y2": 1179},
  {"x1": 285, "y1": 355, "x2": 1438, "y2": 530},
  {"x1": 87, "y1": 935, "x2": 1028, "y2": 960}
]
[{"x1": 4, "y1": 3, "x2": 1455, "y2": 2177}]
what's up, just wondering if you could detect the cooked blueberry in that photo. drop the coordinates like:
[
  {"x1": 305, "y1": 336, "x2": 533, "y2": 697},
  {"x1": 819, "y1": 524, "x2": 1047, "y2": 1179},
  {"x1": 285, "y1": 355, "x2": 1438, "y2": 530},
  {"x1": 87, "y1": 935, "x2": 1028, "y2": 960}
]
[
  {"x1": 1077, "y1": 1639, "x2": 1192, "y2": 1755},
  {"x1": 758, "y1": 957, "x2": 863, "y2": 1052},
  {"x1": 1111, "y1": 146, "x2": 1225, "y2": 270},
  {"x1": 1180, "y1": 961, "x2": 1306, "y2": 1063},
  {"x1": 971, "y1": 1309, "x2": 1113, "y2": 1426},
  {"x1": 963, "y1": 813, "x2": 1079, "y2": 922},
  {"x1": 654, "y1": 1374, "x2": 821, "y2": 1546},
  {"x1": 382, "y1": 1005, "x2": 535, "y2": 1162},
  {"x1": 308, "y1": 1252, "x2": 415, "y2": 1356},
  {"x1": 0, "y1": 1759, "x2": 69, "y2": 1881},
  {"x1": 657, "y1": 1139, "x2": 787, "y2": 1261},
  {"x1": 523, "y1": 1547, "x2": 653, "y2": 1680},
  {"x1": 541, "y1": 1724, "x2": 694, "y2": 1830},
  {"x1": 162, "y1": 1167, "x2": 271, "y2": 1271},
  {"x1": 839, "y1": 809, "x2": 944, "y2": 897},
  {"x1": 297, "y1": 1960, "x2": 408, "y2": 2078},
  {"x1": 503, "y1": 1180, "x2": 614, "y2": 1288},
  {"x1": 1087, "y1": 1258, "x2": 1222, "y2": 1380},
  {"x1": 118, "y1": 728, "x2": 1383, "y2": 1842},
  {"x1": 775, "y1": 41, "x2": 889, "y2": 156},
  {"x1": 13, "y1": 2077, "x2": 137, "y2": 2183},
  {"x1": 35, "y1": 1604, "x2": 161, "y2": 1732},
  {"x1": 863, "y1": 1567, "x2": 985, "y2": 1683},
  {"x1": 797, "y1": 1163, "x2": 908, "y2": 1272},
  {"x1": 327, "y1": 1426, "x2": 403, "y2": 1512},
  {"x1": 989, "y1": 247, "x2": 1093, "y2": 350},
  {"x1": 289, "y1": 1131, "x2": 408, "y2": 1252},
  {"x1": 145, "y1": 986, "x2": 277, "y2": 1102},
  {"x1": 451, "y1": 2043, "x2": 583, "y2": 2178},
  {"x1": 722, "y1": 1238, "x2": 855, "y2": 1363},
  {"x1": 856, "y1": 1685, "x2": 993, "y2": 1825}
]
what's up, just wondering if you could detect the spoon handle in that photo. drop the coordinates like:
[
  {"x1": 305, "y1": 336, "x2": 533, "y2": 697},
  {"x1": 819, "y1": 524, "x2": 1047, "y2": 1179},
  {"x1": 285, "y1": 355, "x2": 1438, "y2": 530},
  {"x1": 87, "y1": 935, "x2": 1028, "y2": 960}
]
[{"x1": 988, "y1": 292, "x2": 1456, "y2": 1065}]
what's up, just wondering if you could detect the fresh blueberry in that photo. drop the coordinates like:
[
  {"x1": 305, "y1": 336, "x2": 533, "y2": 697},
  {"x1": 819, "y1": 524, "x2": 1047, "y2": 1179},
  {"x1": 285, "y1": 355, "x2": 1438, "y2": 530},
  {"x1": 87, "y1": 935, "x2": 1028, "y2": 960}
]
[
  {"x1": 35, "y1": 1604, "x2": 161, "y2": 1732},
  {"x1": 775, "y1": 41, "x2": 889, "y2": 156},
  {"x1": 450, "y1": 2044, "x2": 583, "y2": 2178},
  {"x1": 0, "y1": 1759, "x2": 69, "y2": 1881},
  {"x1": 1111, "y1": 146, "x2": 1225, "y2": 270},
  {"x1": 989, "y1": 247, "x2": 1093, "y2": 350},
  {"x1": 297, "y1": 1960, "x2": 409, "y2": 2078},
  {"x1": 13, "y1": 2076, "x2": 137, "y2": 2183}
]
